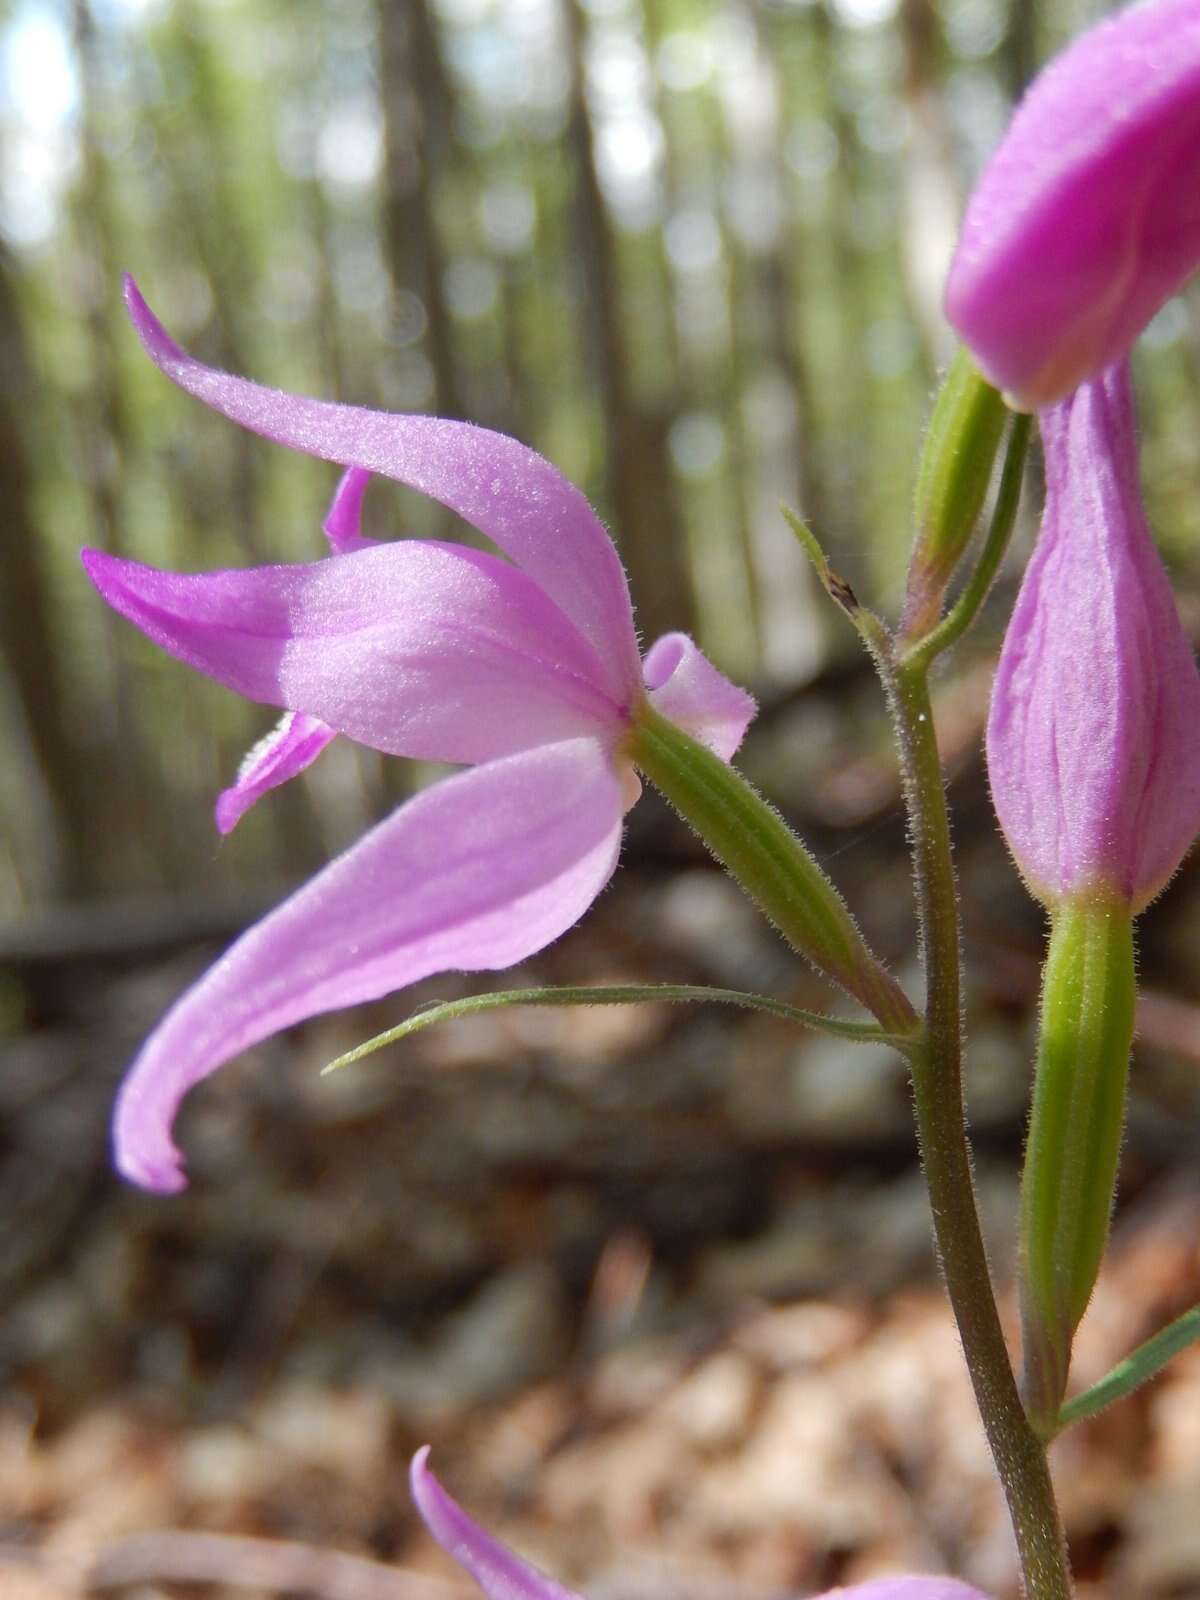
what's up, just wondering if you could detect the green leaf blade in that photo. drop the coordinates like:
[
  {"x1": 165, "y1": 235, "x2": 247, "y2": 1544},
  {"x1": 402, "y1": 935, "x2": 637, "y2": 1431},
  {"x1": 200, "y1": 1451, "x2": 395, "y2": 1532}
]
[
  {"x1": 1056, "y1": 1304, "x2": 1200, "y2": 1433},
  {"x1": 323, "y1": 983, "x2": 918, "y2": 1074}
]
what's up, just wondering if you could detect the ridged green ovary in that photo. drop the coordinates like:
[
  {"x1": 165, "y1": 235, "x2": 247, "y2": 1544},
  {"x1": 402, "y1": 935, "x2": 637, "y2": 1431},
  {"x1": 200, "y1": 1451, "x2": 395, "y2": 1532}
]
[
  {"x1": 1019, "y1": 894, "x2": 1137, "y2": 1431},
  {"x1": 627, "y1": 706, "x2": 919, "y2": 1038}
]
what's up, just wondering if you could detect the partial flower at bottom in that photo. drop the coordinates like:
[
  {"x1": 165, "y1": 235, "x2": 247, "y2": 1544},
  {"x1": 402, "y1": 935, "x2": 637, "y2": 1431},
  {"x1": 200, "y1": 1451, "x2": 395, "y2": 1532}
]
[{"x1": 410, "y1": 1448, "x2": 992, "y2": 1600}]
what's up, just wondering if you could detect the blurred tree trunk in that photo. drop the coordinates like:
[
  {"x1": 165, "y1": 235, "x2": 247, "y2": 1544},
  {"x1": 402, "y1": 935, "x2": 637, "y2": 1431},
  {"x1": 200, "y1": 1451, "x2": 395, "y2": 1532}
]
[
  {"x1": 161, "y1": 0, "x2": 268, "y2": 565},
  {"x1": 1005, "y1": 0, "x2": 1038, "y2": 94},
  {"x1": 376, "y1": 0, "x2": 462, "y2": 419},
  {"x1": 67, "y1": 0, "x2": 170, "y2": 889},
  {"x1": 0, "y1": 257, "x2": 95, "y2": 898},
  {"x1": 898, "y1": 0, "x2": 959, "y2": 364},
  {"x1": 69, "y1": 0, "x2": 123, "y2": 561},
  {"x1": 562, "y1": 0, "x2": 696, "y2": 644}
]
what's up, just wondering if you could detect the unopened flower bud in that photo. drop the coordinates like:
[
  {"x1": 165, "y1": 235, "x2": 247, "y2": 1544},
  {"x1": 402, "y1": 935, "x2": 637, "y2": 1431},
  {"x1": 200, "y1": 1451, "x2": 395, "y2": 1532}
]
[{"x1": 987, "y1": 361, "x2": 1200, "y2": 915}]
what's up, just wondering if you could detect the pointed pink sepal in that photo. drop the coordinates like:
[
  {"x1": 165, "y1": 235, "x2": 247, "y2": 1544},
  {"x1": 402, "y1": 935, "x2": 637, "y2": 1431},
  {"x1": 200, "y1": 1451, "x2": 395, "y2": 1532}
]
[
  {"x1": 82, "y1": 543, "x2": 622, "y2": 764},
  {"x1": 411, "y1": 1450, "x2": 583, "y2": 1600},
  {"x1": 122, "y1": 277, "x2": 641, "y2": 701}
]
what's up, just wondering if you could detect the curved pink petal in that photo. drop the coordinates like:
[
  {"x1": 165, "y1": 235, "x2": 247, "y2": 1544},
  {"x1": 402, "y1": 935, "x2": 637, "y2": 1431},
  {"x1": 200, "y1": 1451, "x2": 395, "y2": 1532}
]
[
  {"x1": 323, "y1": 466, "x2": 375, "y2": 553},
  {"x1": 642, "y1": 632, "x2": 756, "y2": 762},
  {"x1": 113, "y1": 738, "x2": 625, "y2": 1192},
  {"x1": 410, "y1": 1451, "x2": 582, "y2": 1600},
  {"x1": 987, "y1": 362, "x2": 1200, "y2": 908},
  {"x1": 215, "y1": 711, "x2": 337, "y2": 834},
  {"x1": 124, "y1": 277, "x2": 640, "y2": 701},
  {"x1": 946, "y1": 0, "x2": 1200, "y2": 407},
  {"x1": 83, "y1": 541, "x2": 623, "y2": 764}
]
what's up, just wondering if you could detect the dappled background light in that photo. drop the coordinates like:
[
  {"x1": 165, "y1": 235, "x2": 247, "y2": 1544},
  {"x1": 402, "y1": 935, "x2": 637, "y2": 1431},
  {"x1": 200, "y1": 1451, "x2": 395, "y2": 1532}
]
[{"x1": 2, "y1": 0, "x2": 1199, "y2": 911}]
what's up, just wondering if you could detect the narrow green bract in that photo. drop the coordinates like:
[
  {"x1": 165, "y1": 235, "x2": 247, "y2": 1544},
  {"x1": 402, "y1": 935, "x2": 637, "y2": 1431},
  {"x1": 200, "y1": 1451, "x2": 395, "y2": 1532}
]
[
  {"x1": 1057, "y1": 1303, "x2": 1200, "y2": 1433},
  {"x1": 1019, "y1": 896, "x2": 1136, "y2": 1431}
]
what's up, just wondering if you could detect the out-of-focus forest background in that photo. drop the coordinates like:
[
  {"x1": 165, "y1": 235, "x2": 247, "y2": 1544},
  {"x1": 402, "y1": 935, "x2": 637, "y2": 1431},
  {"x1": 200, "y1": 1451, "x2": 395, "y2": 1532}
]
[{"x1": 3, "y1": 1, "x2": 1200, "y2": 1597}]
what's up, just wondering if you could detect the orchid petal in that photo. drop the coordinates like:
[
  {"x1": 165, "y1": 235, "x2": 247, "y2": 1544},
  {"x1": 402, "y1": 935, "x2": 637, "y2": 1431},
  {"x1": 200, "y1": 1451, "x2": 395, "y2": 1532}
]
[
  {"x1": 642, "y1": 631, "x2": 756, "y2": 761},
  {"x1": 215, "y1": 711, "x2": 337, "y2": 834},
  {"x1": 987, "y1": 362, "x2": 1200, "y2": 908},
  {"x1": 83, "y1": 541, "x2": 623, "y2": 764},
  {"x1": 410, "y1": 1450, "x2": 583, "y2": 1600},
  {"x1": 113, "y1": 738, "x2": 624, "y2": 1192},
  {"x1": 946, "y1": 0, "x2": 1200, "y2": 407},
  {"x1": 124, "y1": 277, "x2": 640, "y2": 700},
  {"x1": 323, "y1": 466, "x2": 375, "y2": 553}
]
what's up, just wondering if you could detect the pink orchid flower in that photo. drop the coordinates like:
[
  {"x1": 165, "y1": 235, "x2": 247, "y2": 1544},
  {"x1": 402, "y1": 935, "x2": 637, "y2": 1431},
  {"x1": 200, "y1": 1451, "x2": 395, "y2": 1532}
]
[
  {"x1": 986, "y1": 360, "x2": 1200, "y2": 911},
  {"x1": 945, "y1": 0, "x2": 1200, "y2": 409},
  {"x1": 90, "y1": 277, "x2": 754, "y2": 1194},
  {"x1": 410, "y1": 1449, "x2": 991, "y2": 1600}
]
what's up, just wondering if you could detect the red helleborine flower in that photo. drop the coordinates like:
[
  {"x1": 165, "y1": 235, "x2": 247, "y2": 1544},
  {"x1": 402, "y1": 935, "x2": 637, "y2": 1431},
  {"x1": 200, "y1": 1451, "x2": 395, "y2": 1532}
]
[{"x1": 88, "y1": 278, "x2": 755, "y2": 1195}]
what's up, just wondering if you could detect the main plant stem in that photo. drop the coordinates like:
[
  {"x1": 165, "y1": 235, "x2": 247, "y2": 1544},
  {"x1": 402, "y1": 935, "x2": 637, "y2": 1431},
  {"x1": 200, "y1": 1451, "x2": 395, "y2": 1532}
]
[{"x1": 889, "y1": 657, "x2": 1073, "y2": 1600}]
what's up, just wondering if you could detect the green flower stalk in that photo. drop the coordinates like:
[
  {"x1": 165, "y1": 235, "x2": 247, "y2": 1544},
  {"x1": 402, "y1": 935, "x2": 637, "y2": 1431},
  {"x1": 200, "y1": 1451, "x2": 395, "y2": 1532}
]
[{"x1": 1020, "y1": 896, "x2": 1136, "y2": 1429}]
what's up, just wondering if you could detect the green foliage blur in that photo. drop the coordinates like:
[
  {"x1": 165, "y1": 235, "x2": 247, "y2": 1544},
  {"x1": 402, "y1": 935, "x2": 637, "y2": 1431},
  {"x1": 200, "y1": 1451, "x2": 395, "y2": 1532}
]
[{"x1": 2, "y1": 0, "x2": 1198, "y2": 911}]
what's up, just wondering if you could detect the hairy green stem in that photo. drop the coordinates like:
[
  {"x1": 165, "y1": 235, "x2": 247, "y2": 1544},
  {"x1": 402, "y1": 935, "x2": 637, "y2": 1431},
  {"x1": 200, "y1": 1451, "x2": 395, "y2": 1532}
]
[{"x1": 888, "y1": 658, "x2": 1073, "y2": 1600}]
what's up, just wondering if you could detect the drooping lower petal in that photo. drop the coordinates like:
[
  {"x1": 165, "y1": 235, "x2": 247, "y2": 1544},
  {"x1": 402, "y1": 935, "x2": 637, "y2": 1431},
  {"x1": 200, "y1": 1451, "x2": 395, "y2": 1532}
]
[
  {"x1": 642, "y1": 631, "x2": 756, "y2": 762},
  {"x1": 410, "y1": 1451, "x2": 990, "y2": 1600},
  {"x1": 215, "y1": 711, "x2": 337, "y2": 834},
  {"x1": 124, "y1": 278, "x2": 641, "y2": 703},
  {"x1": 83, "y1": 540, "x2": 622, "y2": 764},
  {"x1": 114, "y1": 738, "x2": 625, "y2": 1192}
]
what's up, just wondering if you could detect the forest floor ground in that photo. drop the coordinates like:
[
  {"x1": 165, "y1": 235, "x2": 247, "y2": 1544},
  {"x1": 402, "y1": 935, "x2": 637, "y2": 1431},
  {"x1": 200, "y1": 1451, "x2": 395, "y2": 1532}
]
[{"x1": 6, "y1": 714, "x2": 1200, "y2": 1600}]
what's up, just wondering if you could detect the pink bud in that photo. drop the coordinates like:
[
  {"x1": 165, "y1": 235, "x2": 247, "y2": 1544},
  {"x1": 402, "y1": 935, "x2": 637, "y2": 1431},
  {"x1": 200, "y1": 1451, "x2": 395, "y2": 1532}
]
[
  {"x1": 987, "y1": 361, "x2": 1200, "y2": 911},
  {"x1": 946, "y1": 0, "x2": 1200, "y2": 409}
]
